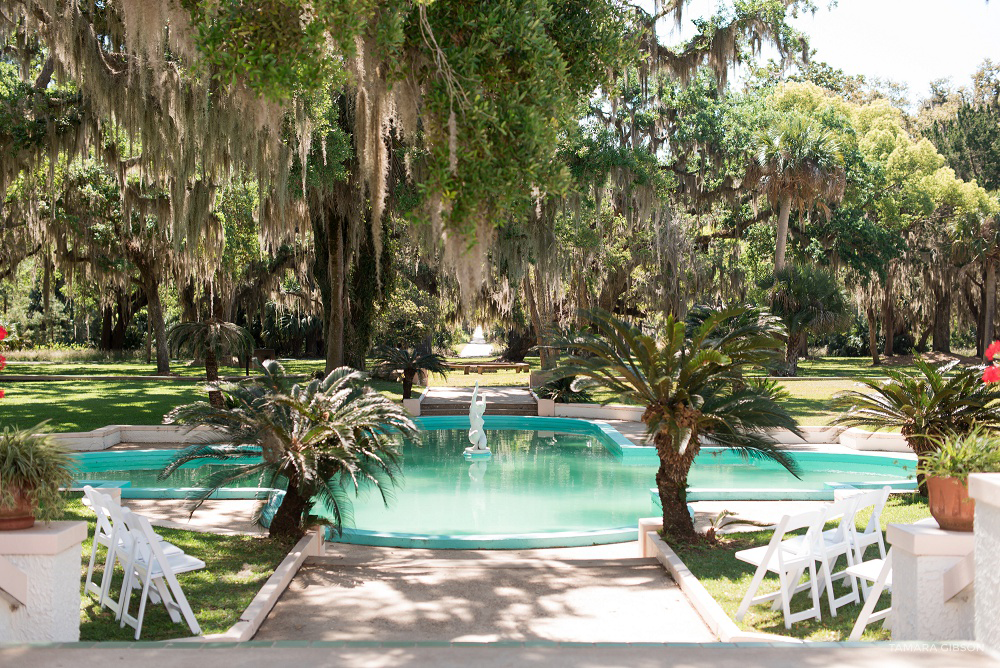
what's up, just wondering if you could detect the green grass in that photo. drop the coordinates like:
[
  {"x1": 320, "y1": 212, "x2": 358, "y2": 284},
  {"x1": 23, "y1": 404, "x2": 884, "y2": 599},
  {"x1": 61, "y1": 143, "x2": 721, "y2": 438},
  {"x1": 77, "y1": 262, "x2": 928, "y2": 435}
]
[
  {"x1": 59, "y1": 500, "x2": 292, "y2": 641},
  {"x1": 674, "y1": 495, "x2": 930, "y2": 641},
  {"x1": 0, "y1": 380, "x2": 205, "y2": 431}
]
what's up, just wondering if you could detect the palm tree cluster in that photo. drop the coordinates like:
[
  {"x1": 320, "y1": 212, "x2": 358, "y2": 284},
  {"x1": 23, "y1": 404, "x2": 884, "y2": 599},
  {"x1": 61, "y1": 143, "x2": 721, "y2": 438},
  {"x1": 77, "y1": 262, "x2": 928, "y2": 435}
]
[
  {"x1": 161, "y1": 361, "x2": 418, "y2": 539},
  {"x1": 552, "y1": 307, "x2": 801, "y2": 542},
  {"x1": 371, "y1": 346, "x2": 449, "y2": 399},
  {"x1": 167, "y1": 319, "x2": 255, "y2": 406}
]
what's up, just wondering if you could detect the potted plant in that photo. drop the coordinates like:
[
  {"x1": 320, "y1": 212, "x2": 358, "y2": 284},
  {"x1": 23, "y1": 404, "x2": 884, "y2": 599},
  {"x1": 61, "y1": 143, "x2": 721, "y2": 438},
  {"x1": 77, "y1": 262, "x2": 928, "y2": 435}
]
[
  {"x1": 917, "y1": 427, "x2": 1000, "y2": 532},
  {"x1": 0, "y1": 424, "x2": 76, "y2": 530}
]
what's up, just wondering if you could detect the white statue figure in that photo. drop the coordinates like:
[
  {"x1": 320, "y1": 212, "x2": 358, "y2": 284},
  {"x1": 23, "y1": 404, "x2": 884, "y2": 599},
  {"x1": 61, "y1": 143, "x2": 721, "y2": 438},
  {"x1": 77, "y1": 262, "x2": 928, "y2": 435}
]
[{"x1": 465, "y1": 382, "x2": 491, "y2": 458}]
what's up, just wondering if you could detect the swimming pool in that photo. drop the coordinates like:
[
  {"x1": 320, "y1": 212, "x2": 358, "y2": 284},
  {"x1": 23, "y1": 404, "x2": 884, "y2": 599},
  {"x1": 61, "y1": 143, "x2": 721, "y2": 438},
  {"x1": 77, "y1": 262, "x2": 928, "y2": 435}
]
[{"x1": 72, "y1": 416, "x2": 916, "y2": 547}]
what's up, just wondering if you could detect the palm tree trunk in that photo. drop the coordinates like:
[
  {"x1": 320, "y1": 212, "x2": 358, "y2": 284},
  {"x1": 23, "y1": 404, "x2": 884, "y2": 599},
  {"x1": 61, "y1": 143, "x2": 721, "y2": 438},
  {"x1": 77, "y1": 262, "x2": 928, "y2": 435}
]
[
  {"x1": 269, "y1": 480, "x2": 309, "y2": 539},
  {"x1": 774, "y1": 195, "x2": 792, "y2": 271},
  {"x1": 654, "y1": 432, "x2": 699, "y2": 542},
  {"x1": 402, "y1": 369, "x2": 415, "y2": 400},
  {"x1": 205, "y1": 350, "x2": 223, "y2": 407},
  {"x1": 785, "y1": 330, "x2": 801, "y2": 376}
]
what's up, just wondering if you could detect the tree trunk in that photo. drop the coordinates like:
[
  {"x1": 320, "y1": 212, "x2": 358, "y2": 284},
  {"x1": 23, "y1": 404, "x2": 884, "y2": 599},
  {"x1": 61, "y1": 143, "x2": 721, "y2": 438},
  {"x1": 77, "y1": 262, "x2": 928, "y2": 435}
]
[
  {"x1": 205, "y1": 349, "x2": 223, "y2": 407},
  {"x1": 654, "y1": 432, "x2": 699, "y2": 542},
  {"x1": 523, "y1": 269, "x2": 551, "y2": 369},
  {"x1": 774, "y1": 195, "x2": 792, "y2": 271},
  {"x1": 932, "y1": 283, "x2": 952, "y2": 353},
  {"x1": 866, "y1": 304, "x2": 880, "y2": 366},
  {"x1": 42, "y1": 253, "x2": 52, "y2": 343},
  {"x1": 784, "y1": 330, "x2": 801, "y2": 376},
  {"x1": 402, "y1": 369, "x2": 415, "y2": 400},
  {"x1": 100, "y1": 304, "x2": 113, "y2": 350},
  {"x1": 268, "y1": 479, "x2": 309, "y2": 539},
  {"x1": 144, "y1": 279, "x2": 170, "y2": 374},
  {"x1": 882, "y1": 264, "x2": 895, "y2": 358},
  {"x1": 984, "y1": 257, "x2": 997, "y2": 360}
]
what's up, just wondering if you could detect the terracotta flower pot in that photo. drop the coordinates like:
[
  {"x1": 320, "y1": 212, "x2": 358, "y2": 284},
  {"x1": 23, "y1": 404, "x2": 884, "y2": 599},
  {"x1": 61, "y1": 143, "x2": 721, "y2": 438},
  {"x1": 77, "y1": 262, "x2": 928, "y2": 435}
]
[
  {"x1": 927, "y1": 476, "x2": 975, "y2": 532},
  {"x1": 0, "y1": 485, "x2": 35, "y2": 531}
]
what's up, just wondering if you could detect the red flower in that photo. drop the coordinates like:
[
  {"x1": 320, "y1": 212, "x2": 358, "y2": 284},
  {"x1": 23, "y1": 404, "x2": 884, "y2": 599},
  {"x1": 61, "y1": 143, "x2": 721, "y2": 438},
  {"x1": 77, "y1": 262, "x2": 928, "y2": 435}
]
[
  {"x1": 0, "y1": 389, "x2": 5, "y2": 399},
  {"x1": 987, "y1": 340, "x2": 1000, "y2": 361},
  {"x1": 0, "y1": 325, "x2": 6, "y2": 341},
  {"x1": 0, "y1": 355, "x2": 5, "y2": 371},
  {"x1": 984, "y1": 365, "x2": 1000, "y2": 384}
]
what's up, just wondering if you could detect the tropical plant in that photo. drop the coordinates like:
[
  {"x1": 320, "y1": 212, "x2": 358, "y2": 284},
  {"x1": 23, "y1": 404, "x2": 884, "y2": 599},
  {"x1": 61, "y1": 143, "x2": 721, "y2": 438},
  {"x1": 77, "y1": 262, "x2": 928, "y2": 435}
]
[
  {"x1": 917, "y1": 426, "x2": 1000, "y2": 484},
  {"x1": 0, "y1": 423, "x2": 75, "y2": 522},
  {"x1": 370, "y1": 346, "x2": 448, "y2": 399},
  {"x1": 765, "y1": 264, "x2": 851, "y2": 375},
  {"x1": 833, "y1": 359, "x2": 1000, "y2": 491},
  {"x1": 167, "y1": 319, "x2": 255, "y2": 406},
  {"x1": 161, "y1": 361, "x2": 418, "y2": 539},
  {"x1": 705, "y1": 509, "x2": 774, "y2": 543},
  {"x1": 551, "y1": 307, "x2": 801, "y2": 542},
  {"x1": 535, "y1": 376, "x2": 594, "y2": 404},
  {"x1": 748, "y1": 114, "x2": 847, "y2": 270}
]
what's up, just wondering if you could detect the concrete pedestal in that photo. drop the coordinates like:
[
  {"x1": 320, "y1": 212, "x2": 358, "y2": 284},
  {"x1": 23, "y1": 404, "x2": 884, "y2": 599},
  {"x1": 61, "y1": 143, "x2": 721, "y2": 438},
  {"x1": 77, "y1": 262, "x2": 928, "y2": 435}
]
[
  {"x1": 0, "y1": 521, "x2": 87, "y2": 643},
  {"x1": 970, "y1": 473, "x2": 1000, "y2": 653},
  {"x1": 887, "y1": 518, "x2": 974, "y2": 641}
]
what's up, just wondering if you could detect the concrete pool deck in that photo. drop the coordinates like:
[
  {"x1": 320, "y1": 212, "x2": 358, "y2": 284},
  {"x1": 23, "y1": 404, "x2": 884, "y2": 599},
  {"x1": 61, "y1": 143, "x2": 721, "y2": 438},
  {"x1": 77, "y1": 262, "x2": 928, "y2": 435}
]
[{"x1": 253, "y1": 541, "x2": 715, "y2": 644}]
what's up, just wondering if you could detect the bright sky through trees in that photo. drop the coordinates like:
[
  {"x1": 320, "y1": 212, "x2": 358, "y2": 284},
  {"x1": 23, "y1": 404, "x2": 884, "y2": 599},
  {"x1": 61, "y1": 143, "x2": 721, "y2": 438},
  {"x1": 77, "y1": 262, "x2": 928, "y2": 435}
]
[{"x1": 661, "y1": 0, "x2": 1000, "y2": 103}]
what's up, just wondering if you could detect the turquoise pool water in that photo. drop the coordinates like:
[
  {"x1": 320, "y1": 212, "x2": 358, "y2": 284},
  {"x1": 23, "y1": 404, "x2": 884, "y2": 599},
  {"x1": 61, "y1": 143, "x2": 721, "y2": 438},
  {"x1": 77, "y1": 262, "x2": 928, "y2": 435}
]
[{"x1": 72, "y1": 418, "x2": 916, "y2": 545}]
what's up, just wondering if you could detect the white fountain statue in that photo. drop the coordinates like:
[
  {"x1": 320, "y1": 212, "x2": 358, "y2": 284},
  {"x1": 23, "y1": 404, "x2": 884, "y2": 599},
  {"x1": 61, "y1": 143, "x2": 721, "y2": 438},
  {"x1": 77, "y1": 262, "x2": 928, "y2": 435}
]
[{"x1": 464, "y1": 382, "x2": 492, "y2": 459}]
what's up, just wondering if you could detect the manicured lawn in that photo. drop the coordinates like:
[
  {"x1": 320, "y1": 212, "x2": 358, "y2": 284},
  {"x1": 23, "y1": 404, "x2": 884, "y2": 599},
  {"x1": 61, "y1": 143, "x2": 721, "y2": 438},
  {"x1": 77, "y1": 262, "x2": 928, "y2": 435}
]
[
  {"x1": 794, "y1": 357, "x2": 914, "y2": 378},
  {"x1": 61, "y1": 500, "x2": 291, "y2": 641},
  {"x1": 674, "y1": 495, "x2": 930, "y2": 641},
  {"x1": 0, "y1": 380, "x2": 205, "y2": 431}
]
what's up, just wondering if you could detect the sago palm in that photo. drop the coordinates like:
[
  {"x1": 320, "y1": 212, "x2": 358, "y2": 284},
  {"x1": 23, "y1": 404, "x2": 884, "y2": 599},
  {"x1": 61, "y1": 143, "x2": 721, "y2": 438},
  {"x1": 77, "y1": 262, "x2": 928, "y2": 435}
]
[
  {"x1": 167, "y1": 318, "x2": 254, "y2": 406},
  {"x1": 552, "y1": 307, "x2": 801, "y2": 542},
  {"x1": 371, "y1": 346, "x2": 448, "y2": 399},
  {"x1": 161, "y1": 360, "x2": 418, "y2": 539},
  {"x1": 833, "y1": 359, "x2": 1000, "y2": 460},
  {"x1": 749, "y1": 115, "x2": 846, "y2": 270},
  {"x1": 766, "y1": 264, "x2": 850, "y2": 375}
]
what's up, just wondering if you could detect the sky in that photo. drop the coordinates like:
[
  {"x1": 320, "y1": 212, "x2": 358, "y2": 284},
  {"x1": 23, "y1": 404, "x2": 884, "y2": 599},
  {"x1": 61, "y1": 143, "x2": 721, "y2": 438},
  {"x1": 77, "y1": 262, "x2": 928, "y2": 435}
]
[{"x1": 662, "y1": 0, "x2": 1000, "y2": 103}]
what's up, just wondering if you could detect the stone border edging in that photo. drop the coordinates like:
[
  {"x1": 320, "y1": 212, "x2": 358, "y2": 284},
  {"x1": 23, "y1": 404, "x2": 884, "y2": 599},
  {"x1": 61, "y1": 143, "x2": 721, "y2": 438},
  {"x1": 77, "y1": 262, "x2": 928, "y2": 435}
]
[
  {"x1": 174, "y1": 528, "x2": 323, "y2": 642},
  {"x1": 638, "y1": 518, "x2": 803, "y2": 644}
]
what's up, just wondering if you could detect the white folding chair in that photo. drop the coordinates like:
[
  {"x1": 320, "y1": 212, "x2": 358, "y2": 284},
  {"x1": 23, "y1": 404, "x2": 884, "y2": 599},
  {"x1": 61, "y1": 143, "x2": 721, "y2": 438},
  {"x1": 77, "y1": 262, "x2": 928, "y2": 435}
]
[
  {"x1": 849, "y1": 486, "x2": 891, "y2": 596},
  {"x1": 811, "y1": 497, "x2": 861, "y2": 616},
  {"x1": 83, "y1": 487, "x2": 184, "y2": 617},
  {"x1": 116, "y1": 509, "x2": 205, "y2": 639},
  {"x1": 735, "y1": 510, "x2": 825, "y2": 629},
  {"x1": 847, "y1": 549, "x2": 893, "y2": 640}
]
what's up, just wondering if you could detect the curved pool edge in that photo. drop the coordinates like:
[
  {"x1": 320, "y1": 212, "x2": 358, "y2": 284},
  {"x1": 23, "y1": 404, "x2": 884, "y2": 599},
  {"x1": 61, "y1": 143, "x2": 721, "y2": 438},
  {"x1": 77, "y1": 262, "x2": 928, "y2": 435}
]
[{"x1": 328, "y1": 526, "x2": 638, "y2": 550}]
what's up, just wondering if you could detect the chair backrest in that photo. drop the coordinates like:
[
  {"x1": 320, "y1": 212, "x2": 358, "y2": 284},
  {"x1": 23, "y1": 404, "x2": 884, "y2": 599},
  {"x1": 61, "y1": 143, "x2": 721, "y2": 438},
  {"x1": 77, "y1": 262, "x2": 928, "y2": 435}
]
[
  {"x1": 83, "y1": 485, "x2": 116, "y2": 540},
  {"x1": 823, "y1": 495, "x2": 860, "y2": 544},
  {"x1": 768, "y1": 510, "x2": 825, "y2": 572},
  {"x1": 854, "y1": 486, "x2": 891, "y2": 537},
  {"x1": 118, "y1": 509, "x2": 176, "y2": 578}
]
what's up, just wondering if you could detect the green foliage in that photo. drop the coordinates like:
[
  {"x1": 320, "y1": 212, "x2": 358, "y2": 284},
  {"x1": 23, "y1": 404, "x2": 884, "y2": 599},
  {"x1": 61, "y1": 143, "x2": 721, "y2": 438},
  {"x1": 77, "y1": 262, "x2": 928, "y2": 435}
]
[
  {"x1": 371, "y1": 345, "x2": 448, "y2": 399},
  {"x1": 162, "y1": 361, "x2": 418, "y2": 537},
  {"x1": 536, "y1": 375, "x2": 594, "y2": 404},
  {"x1": 0, "y1": 423, "x2": 75, "y2": 521},
  {"x1": 917, "y1": 427, "x2": 1000, "y2": 483},
  {"x1": 765, "y1": 263, "x2": 850, "y2": 371},
  {"x1": 833, "y1": 360, "x2": 1000, "y2": 455},
  {"x1": 167, "y1": 319, "x2": 255, "y2": 381},
  {"x1": 552, "y1": 307, "x2": 800, "y2": 539}
]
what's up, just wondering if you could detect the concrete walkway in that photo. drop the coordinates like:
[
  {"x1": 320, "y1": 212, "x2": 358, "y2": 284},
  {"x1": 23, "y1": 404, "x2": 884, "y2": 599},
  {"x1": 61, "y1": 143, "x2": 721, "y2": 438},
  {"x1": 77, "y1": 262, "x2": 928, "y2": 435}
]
[
  {"x1": 6, "y1": 643, "x2": 994, "y2": 668},
  {"x1": 458, "y1": 326, "x2": 493, "y2": 357},
  {"x1": 254, "y1": 542, "x2": 714, "y2": 644}
]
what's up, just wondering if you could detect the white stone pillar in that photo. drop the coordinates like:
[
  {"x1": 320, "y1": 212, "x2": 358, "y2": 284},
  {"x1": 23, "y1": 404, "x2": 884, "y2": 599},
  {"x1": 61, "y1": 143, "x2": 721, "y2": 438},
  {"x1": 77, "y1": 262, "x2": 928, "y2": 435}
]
[
  {"x1": 887, "y1": 518, "x2": 975, "y2": 641},
  {"x1": 0, "y1": 521, "x2": 87, "y2": 643},
  {"x1": 969, "y1": 473, "x2": 1000, "y2": 652}
]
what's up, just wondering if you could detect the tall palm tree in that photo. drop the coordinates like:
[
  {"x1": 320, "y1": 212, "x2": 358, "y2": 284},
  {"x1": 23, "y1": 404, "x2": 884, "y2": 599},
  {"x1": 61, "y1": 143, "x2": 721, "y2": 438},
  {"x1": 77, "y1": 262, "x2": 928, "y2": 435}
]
[
  {"x1": 766, "y1": 264, "x2": 851, "y2": 375},
  {"x1": 160, "y1": 361, "x2": 418, "y2": 539},
  {"x1": 551, "y1": 307, "x2": 801, "y2": 542},
  {"x1": 371, "y1": 346, "x2": 448, "y2": 399},
  {"x1": 833, "y1": 359, "x2": 1000, "y2": 493},
  {"x1": 167, "y1": 319, "x2": 255, "y2": 406},
  {"x1": 749, "y1": 115, "x2": 846, "y2": 271}
]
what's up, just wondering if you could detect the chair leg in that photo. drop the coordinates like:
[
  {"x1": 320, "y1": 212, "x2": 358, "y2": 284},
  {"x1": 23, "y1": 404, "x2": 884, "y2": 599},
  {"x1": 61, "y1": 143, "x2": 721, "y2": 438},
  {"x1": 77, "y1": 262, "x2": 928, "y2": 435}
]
[
  {"x1": 736, "y1": 564, "x2": 771, "y2": 621},
  {"x1": 84, "y1": 535, "x2": 101, "y2": 598},
  {"x1": 153, "y1": 577, "x2": 183, "y2": 624}
]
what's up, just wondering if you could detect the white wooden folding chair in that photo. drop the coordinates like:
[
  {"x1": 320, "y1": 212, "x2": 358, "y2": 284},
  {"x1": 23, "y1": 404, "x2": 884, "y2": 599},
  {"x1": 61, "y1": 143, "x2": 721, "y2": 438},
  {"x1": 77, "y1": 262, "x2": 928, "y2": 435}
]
[
  {"x1": 735, "y1": 510, "x2": 825, "y2": 629},
  {"x1": 847, "y1": 549, "x2": 893, "y2": 640},
  {"x1": 813, "y1": 496, "x2": 861, "y2": 616},
  {"x1": 83, "y1": 487, "x2": 183, "y2": 617},
  {"x1": 849, "y1": 486, "x2": 891, "y2": 596},
  {"x1": 115, "y1": 509, "x2": 205, "y2": 639}
]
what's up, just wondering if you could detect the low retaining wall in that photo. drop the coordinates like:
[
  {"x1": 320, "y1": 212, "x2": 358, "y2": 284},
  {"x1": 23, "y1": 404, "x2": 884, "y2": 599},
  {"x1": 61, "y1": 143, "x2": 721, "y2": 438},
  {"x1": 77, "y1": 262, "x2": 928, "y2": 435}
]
[{"x1": 52, "y1": 425, "x2": 223, "y2": 451}]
